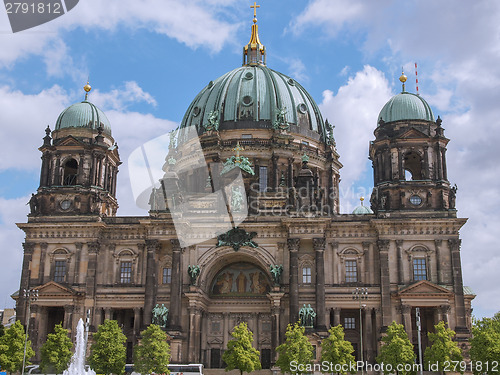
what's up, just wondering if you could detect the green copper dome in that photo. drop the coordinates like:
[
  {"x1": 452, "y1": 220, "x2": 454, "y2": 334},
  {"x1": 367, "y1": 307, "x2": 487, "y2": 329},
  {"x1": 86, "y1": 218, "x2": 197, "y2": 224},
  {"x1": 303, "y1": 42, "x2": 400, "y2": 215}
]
[
  {"x1": 378, "y1": 92, "x2": 434, "y2": 124},
  {"x1": 55, "y1": 100, "x2": 112, "y2": 135},
  {"x1": 180, "y1": 64, "x2": 328, "y2": 141}
]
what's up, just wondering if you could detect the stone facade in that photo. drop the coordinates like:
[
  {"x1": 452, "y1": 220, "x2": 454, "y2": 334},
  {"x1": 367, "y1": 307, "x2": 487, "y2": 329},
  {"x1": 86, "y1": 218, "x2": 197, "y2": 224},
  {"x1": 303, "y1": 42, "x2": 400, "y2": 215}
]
[{"x1": 15, "y1": 20, "x2": 474, "y2": 369}]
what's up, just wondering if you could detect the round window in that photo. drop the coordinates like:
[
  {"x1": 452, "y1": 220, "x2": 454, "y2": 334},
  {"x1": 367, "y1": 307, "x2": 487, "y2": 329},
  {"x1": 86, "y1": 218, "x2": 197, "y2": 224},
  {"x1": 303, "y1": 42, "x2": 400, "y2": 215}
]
[
  {"x1": 241, "y1": 95, "x2": 253, "y2": 106},
  {"x1": 297, "y1": 103, "x2": 307, "y2": 114},
  {"x1": 192, "y1": 107, "x2": 201, "y2": 117},
  {"x1": 245, "y1": 72, "x2": 254, "y2": 80},
  {"x1": 287, "y1": 78, "x2": 295, "y2": 86},
  {"x1": 60, "y1": 200, "x2": 72, "y2": 210},
  {"x1": 409, "y1": 195, "x2": 422, "y2": 206}
]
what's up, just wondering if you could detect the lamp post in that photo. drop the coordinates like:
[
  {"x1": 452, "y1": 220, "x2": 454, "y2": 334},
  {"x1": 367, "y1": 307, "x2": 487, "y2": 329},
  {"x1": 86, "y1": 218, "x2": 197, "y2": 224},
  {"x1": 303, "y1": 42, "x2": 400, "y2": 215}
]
[
  {"x1": 21, "y1": 288, "x2": 38, "y2": 375},
  {"x1": 353, "y1": 287, "x2": 368, "y2": 374}
]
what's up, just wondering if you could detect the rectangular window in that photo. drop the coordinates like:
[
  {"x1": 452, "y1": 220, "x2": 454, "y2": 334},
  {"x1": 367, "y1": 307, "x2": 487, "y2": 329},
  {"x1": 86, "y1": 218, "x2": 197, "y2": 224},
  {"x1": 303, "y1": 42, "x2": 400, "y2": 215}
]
[
  {"x1": 162, "y1": 267, "x2": 172, "y2": 284},
  {"x1": 344, "y1": 317, "x2": 355, "y2": 330},
  {"x1": 259, "y1": 166, "x2": 268, "y2": 192},
  {"x1": 413, "y1": 258, "x2": 427, "y2": 281},
  {"x1": 302, "y1": 267, "x2": 312, "y2": 284},
  {"x1": 54, "y1": 260, "x2": 66, "y2": 282},
  {"x1": 120, "y1": 261, "x2": 132, "y2": 284},
  {"x1": 241, "y1": 134, "x2": 253, "y2": 139},
  {"x1": 211, "y1": 322, "x2": 220, "y2": 332},
  {"x1": 345, "y1": 260, "x2": 358, "y2": 283}
]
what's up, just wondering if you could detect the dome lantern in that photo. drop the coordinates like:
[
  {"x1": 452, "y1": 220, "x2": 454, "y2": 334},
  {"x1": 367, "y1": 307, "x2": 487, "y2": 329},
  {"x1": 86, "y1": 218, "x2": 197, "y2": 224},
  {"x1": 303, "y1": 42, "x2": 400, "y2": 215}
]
[{"x1": 243, "y1": 2, "x2": 266, "y2": 66}]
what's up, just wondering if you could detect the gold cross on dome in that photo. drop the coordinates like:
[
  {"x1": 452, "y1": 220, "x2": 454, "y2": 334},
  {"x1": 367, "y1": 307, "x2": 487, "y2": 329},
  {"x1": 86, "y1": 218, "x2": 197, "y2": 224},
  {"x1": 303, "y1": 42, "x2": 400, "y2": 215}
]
[
  {"x1": 250, "y1": 2, "x2": 260, "y2": 20},
  {"x1": 233, "y1": 142, "x2": 244, "y2": 158}
]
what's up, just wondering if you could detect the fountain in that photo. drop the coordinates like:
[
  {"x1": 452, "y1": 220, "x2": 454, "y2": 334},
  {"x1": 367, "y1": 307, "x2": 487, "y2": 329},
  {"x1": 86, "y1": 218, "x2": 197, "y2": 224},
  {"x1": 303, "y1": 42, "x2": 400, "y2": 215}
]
[{"x1": 63, "y1": 319, "x2": 96, "y2": 375}]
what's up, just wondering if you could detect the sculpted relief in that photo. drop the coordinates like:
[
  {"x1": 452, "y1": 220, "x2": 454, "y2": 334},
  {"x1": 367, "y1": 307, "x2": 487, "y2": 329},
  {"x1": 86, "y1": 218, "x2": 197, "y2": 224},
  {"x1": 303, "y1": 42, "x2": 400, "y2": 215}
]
[{"x1": 211, "y1": 262, "x2": 270, "y2": 296}]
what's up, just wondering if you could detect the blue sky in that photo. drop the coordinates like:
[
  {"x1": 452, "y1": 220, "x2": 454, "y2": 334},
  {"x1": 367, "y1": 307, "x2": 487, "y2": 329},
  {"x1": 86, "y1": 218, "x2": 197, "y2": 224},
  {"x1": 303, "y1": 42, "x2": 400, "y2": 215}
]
[{"x1": 0, "y1": 0, "x2": 499, "y2": 320}]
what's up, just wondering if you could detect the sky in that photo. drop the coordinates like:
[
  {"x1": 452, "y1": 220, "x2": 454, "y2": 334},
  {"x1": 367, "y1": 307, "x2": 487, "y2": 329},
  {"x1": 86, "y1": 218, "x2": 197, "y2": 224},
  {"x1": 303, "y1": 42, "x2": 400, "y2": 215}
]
[{"x1": 0, "y1": 0, "x2": 499, "y2": 321}]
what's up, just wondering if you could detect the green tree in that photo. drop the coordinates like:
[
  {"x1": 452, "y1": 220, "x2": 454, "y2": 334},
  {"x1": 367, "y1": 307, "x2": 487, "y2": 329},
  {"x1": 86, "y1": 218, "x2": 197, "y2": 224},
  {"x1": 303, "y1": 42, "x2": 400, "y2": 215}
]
[
  {"x1": 276, "y1": 322, "x2": 314, "y2": 375},
  {"x1": 320, "y1": 325, "x2": 355, "y2": 374},
  {"x1": 89, "y1": 320, "x2": 126, "y2": 375},
  {"x1": 424, "y1": 321, "x2": 463, "y2": 374},
  {"x1": 469, "y1": 312, "x2": 500, "y2": 375},
  {"x1": 133, "y1": 324, "x2": 170, "y2": 375},
  {"x1": 0, "y1": 323, "x2": 4, "y2": 337},
  {"x1": 40, "y1": 323, "x2": 73, "y2": 374},
  {"x1": 0, "y1": 320, "x2": 35, "y2": 373},
  {"x1": 376, "y1": 321, "x2": 416, "y2": 375},
  {"x1": 222, "y1": 322, "x2": 261, "y2": 375}
]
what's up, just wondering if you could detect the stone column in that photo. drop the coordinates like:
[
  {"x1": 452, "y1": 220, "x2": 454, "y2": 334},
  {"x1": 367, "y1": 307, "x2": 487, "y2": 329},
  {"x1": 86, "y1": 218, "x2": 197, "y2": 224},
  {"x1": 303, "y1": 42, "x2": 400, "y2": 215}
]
[
  {"x1": 448, "y1": 239, "x2": 468, "y2": 332},
  {"x1": 86, "y1": 242, "x2": 100, "y2": 300},
  {"x1": 133, "y1": 307, "x2": 142, "y2": 337},
  {"x1": 438, "y1": 304, "x2": 450, "y2": 325},
  {"x1": 442, "y1": 148, "x2": 448, "y2": 180},
  {"x1": 288, "y1": 157, "x2": 294, "y2": 187},
  {"x1": 18, "y1": 242, "x2": 35, "y2": 324},
  {"x1": 143, "y1": 239, "x2": 159, "y2": 326},
  {"x1": 436, "y1": 145, "x2": 443, "y2": 180},
  {"x1": 396, "y1": 240, "x2": 404, "y2": 284},
  {"x1": 169, "y1": 239, "x2": 182, "y2": 330},
  {"x1": 288, "y1": 238, "x2": 300, "y2": 324},
  {"x1": 423, "y1": 146, "x2": 429, "y2": 179},
  {"x1": 400, "y1": 304, "x2": 413, "y2": 341},
  {"x1": 188, "y1": 307, "x2": 203, "y2": 363},
  {"x1": 333, "y1": 307, "x2": 341, "y2": 327},
  {"x1": 377, "y1": 240, "x2": 392, "y2": 329},
  {"x1": 435, "y1": 240, "x2": 442, "y2": 284},
  {"x1": 63, "y1": 305, "x2": 73, "y2": 330},
  {"x1": 104, "y1": 307, "x2": 112, "y2": 321},
  {"x1": 364, "y1": 307, "x2": 374, "y2": 363},
  {"x1": 38, "y1": 242, "x2": 47, "y2": 284},
  {"x1": 313, "y1": 238, "x2": 326, "y2": 330},
  {"x1": 268, "y1": 291, "x2": 285, "y2": 362}
]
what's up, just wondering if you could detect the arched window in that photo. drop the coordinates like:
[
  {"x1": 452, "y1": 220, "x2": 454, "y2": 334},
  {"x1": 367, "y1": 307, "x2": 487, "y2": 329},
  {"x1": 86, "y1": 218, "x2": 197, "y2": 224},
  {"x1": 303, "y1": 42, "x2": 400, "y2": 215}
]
[
  {"x1": 63, "y1": 158, "x2": 78, "y2": 185},
  {"x1": 403, "y1": 151, "x2": 423, "y2": 180}
]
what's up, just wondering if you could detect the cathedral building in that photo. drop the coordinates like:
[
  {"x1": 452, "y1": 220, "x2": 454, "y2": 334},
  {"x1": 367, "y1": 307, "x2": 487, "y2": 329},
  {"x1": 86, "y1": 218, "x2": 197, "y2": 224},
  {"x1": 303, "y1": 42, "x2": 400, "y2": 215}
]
[{"x1": 15, "y1": 8, "x2": 474, "y2": 369}]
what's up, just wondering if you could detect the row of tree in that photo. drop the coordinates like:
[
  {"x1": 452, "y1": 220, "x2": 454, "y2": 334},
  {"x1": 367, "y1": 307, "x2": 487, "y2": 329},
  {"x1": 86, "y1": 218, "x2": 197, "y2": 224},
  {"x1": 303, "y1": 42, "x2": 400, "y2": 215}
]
[
  {"x1": 1, "y1": 312, "x2": 499, "y2": 375},
  {"x1": 0, "y1": 320, "x2": 170, "y2": 375}
]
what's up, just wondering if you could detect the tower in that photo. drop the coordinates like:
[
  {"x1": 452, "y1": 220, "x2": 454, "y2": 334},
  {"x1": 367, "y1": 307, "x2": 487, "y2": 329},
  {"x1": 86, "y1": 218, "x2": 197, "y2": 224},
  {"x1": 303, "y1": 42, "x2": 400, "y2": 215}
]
[
  {"x1": 31, "y1": 83, "x2": 120, "y2": 217},
  {"x1": 369, "y1": 72, "x2": 456, "y2": 217}
]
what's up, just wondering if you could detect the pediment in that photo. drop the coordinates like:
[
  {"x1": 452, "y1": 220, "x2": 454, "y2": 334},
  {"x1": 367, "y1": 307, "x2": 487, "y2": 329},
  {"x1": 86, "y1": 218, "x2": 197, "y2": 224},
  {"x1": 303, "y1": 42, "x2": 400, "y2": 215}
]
[
  {"x1": 399, "y1": 128, "x2": 428, "y2": 139},
  {"x1": 208, "y1": 337, "x2": 224, "y2": 345},
  {"x1": 37, "y1": 281, "x2": 79, "y2": 297},
  {"x1": 397, "y1": 280, "x2": 452, "y2": 297},
  {"x1": 259, "y1": 337, "x2": 271, "y2": 344},
  {"x1": 57, "y1": 135, "x2": 84, "y2": 147}
]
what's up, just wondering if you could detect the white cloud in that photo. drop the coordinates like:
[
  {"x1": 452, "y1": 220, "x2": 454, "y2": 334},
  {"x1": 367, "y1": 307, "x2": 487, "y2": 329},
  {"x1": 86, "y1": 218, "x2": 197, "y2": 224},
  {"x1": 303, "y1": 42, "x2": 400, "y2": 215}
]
[
  {"x1": 0, "y1": 196, "x2": 30, "y2": 309},
  {"x1": 0, "y1": 0, "x2": 239, "y2": 70},
  {"x1": 90, "y1": 81, "x2": 158, "y2": 112},
  {"x1": 292, "y1": 0, "x2": 500, "y2": 319},
  {"x1": 287, "y1": 58, "x2": 309, "y2": 83},
  {"x1": 319, "y1": 65, "x2": 392, "y2": 193}
]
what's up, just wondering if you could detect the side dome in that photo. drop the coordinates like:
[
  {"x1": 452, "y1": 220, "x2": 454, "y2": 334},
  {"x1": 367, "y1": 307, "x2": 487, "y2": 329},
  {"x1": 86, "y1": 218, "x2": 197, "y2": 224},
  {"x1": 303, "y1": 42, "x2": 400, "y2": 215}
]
[
  {"x1": 378, "y1": 91, "x2": 434, "y2": 124},
  {"x1": 180, "y1": 64, "x2": 328, "y2": 142},
  {"x1": 55, "y1": 100, "x2": 112, "y2": 136}
]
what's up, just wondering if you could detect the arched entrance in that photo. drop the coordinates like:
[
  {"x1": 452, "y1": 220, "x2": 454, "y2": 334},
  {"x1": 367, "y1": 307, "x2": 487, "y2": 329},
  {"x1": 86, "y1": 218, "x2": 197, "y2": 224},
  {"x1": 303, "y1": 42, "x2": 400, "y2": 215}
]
[{"x1": 187, "y1": 247, "x2": 279, "y2": 369}]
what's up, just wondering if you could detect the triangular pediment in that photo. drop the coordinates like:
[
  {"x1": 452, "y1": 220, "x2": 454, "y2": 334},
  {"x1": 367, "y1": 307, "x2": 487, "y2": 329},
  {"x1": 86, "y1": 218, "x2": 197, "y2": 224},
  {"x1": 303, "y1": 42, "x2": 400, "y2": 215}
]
[
  {"x1": 37, "y1": 281, "x2": 79, "y2": 297},
  {"x1": 259, "y1": 337, "x2": 271, "y2": 344},
  {"x1": 398, "y1": 128, "x2": 429, "y2": 139},
  {"x1": 57, "y1": 135, "x2": 85, "y2": 147},
  {"x1": 397, "y1": 280, "x2": 452, "y2": 297},
  {"x1": 208, "y1": 337, "x2": 224, "y2": 345}
]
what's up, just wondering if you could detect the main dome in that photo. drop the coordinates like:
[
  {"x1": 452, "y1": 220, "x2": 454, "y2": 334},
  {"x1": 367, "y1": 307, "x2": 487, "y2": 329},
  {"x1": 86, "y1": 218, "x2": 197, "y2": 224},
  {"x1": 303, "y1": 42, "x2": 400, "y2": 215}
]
[
  {"x1": 378, "y1": 91, "x2": 434, "y2": 124},
  {"x1": 55, "y1": 100, "x2": 112, "y2": 136},
  {"x1": 179, "y1": 12, "x2": 328, "y2": 142},
  {"x1": 180, "y1": 65, "x2": 328, "y2": 140}
]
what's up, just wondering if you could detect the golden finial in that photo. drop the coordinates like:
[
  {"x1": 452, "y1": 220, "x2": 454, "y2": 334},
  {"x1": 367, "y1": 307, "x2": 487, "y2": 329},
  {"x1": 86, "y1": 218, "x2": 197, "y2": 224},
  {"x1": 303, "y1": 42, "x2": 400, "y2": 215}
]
[
  {"x1": 244, "y1": 2, "x2": 265, "y2": 65},
  {"x1": 84, "y1": 80, "x2": 91, "y2": 100},
  {"x1": 250, "y1": 2, "x2": 260, "y2": 23},
  {"x1": 360, "y1": 197, "x2": 365, "y2": 206},
  {"x1": 399, "y1": 68, "x2": 407, "y2": 92}
]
